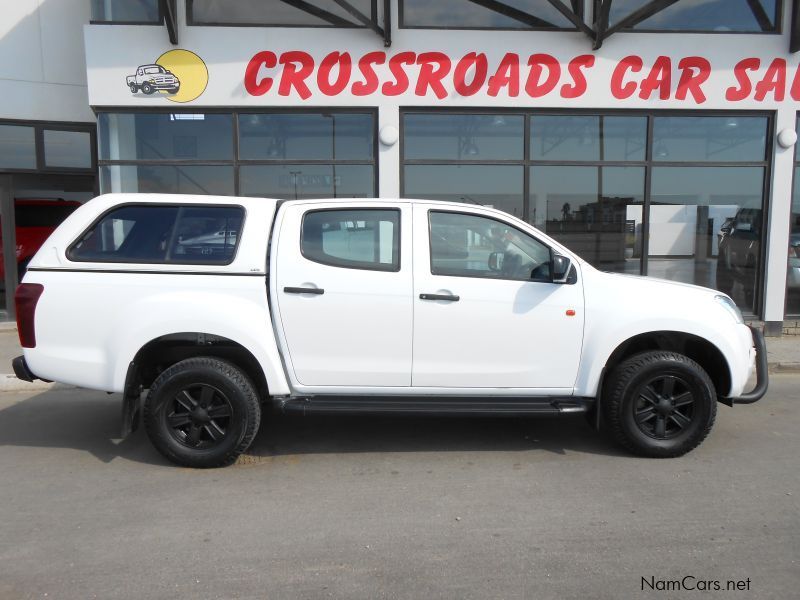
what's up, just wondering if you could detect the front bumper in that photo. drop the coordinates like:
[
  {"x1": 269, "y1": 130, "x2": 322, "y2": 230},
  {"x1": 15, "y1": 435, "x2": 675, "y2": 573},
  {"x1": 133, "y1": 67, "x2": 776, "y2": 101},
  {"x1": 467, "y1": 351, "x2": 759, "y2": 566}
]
[{"x1": 721, "y1": 325, "x2": 768, "y2": 405}]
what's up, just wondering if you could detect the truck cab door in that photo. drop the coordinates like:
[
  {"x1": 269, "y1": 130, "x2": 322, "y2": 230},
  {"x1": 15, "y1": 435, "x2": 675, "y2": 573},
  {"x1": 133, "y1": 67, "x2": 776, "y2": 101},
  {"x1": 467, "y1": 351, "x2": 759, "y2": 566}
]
[
  {"x1": 411, "y1": 205, "x2": 585, "y2": 391},
  {"x1": 273, "y1": 202, "x2": 413, "y2": 388}
]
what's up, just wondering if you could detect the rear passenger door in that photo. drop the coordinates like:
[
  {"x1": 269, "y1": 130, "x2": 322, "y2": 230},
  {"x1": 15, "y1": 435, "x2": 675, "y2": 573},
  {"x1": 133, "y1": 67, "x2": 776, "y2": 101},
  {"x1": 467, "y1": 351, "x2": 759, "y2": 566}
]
[{"x1": 274, "y1": 203, "x2": 413, "y2": 387}]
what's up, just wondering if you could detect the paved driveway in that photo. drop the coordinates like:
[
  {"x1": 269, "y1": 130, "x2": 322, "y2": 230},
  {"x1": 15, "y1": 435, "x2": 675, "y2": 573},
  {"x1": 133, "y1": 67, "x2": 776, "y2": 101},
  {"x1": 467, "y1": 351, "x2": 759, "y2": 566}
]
[{"x1": 1, "y1": 376, "x2": 798, "y2": 599}]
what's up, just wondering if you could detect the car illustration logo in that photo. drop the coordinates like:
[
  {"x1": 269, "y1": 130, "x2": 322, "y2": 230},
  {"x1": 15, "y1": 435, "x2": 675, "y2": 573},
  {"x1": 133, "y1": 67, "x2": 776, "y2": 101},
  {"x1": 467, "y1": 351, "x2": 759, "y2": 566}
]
[{"x1": 125, "y1": 50, "x2": 208, "y2": 103}]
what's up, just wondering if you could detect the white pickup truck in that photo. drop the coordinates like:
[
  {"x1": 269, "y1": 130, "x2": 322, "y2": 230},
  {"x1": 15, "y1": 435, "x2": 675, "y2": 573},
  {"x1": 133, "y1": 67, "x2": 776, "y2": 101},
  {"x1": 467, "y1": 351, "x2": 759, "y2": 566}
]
[{"x1": 12, "y1": 194, "x2": 767, "y2": 468}]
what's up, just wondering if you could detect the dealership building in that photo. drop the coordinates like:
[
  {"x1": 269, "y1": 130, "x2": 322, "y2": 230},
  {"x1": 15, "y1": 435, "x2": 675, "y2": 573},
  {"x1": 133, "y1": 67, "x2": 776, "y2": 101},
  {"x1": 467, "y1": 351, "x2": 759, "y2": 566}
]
[{"x1": 1, "y1": 0, "x2": 800, "y2": 334}]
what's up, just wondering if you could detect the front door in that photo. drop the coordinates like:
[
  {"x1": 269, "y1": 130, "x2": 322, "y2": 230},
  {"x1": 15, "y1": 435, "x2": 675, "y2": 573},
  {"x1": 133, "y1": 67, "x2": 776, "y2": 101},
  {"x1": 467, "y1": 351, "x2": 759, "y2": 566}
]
[
  {"x1": 275, "y1": 203, "x2": 413, "y2": 387},
  {"x1": 412, "y1": 205, "x2": 584, "y2": 390}
]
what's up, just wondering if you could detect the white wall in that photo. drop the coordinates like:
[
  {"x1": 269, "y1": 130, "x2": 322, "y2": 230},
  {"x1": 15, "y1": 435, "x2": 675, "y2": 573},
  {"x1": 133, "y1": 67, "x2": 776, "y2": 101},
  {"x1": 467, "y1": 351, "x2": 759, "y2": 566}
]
[{"x1": 0, "y1": 0, "x2": 93, "y2": 123}]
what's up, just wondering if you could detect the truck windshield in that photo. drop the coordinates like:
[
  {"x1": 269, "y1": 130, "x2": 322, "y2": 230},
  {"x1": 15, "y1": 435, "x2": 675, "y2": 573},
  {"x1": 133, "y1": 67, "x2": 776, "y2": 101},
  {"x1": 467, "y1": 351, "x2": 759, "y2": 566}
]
[{"x1": 144, "y1": 67, "x2": 165, "y2": 74}]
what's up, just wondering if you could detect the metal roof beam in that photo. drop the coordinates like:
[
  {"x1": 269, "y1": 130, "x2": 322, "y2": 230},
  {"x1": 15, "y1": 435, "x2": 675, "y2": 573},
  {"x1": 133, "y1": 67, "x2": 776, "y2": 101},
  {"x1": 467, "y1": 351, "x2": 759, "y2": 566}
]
[
  {"x1": 464, "y1": 0, "x2": 557, "y2": 29},
  {"x1": 745, "y1": 0, "x2": 774, "y2": 31},
  {"x1": 599, "y1": 0, "x2": 681, "y2": 44},
  {"x1": 544, "y1": 0, "x2": 595, "y2": 38},
  {"x1": 276, "y1": 0, "x2": 355, "y2": 27},
  {"x1": 791, "y1": 0, "x2": 800, "y2": 52},
  {"x1": 161, "y1": 0, "x2": 178, "y2": 45}
]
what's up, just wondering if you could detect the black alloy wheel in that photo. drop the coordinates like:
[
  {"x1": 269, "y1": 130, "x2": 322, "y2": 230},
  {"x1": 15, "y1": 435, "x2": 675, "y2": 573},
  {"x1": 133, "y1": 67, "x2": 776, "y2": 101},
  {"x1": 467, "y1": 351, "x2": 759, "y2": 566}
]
[
  {"x1": 604, "y1": 351, "x2": 716, "y2": 458},
  {"x1": 144, "y1": 357, "x2": 261, "y2": 468},
  {"x1": 166, "y1": 383, "x2": 233, "y2": 449},
  {"x1": 632, "y1": 374, "x2": 696, "y2": 440}
]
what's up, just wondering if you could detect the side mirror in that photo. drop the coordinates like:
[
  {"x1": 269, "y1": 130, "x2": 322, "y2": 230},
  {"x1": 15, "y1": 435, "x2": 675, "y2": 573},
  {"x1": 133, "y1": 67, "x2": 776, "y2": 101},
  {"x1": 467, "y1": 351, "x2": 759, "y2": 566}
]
[
  {"x1": 552, "y1": 254, "x2": 571, "y2": 283},
  {"x1": 488, "y1": 251, "x2": 503, "y2": 271}
]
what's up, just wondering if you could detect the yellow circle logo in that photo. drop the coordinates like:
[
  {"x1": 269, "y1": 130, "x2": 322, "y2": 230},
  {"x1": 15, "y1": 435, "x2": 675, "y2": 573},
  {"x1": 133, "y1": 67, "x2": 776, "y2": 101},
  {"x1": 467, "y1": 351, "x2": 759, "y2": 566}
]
[{"x1": 155, "y1": 49, "x2": 208, "y2": 103}]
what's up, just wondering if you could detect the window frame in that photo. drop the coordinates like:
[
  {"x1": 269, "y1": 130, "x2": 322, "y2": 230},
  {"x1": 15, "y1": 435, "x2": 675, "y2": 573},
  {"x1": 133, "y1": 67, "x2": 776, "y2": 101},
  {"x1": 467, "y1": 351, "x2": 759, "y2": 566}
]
[
  {"x1": 300, "y1": 207, "x2": 402, "y2": 272},
  {"x1": 595, "y1": 0, "x2": 783, "y2": 36},
  {"x1": 66, "y1": 202, "x2": 247, "y2": 266},
  {"x1": 96, "y1": 108, "x2": 379, "y2": 199},
  {"x1": 0, "y1": 118, "x2": 97, "y2": 176},
  {"x1": 90, "y1": 0, "x2": 163, "y2": 25},
  {"x1": 427, "y1": 208, "x2": 555, "y2": 283},
  {"x1": 399, "y1": 0, "x2": 585, "y2": 31},
  {"x1": 186, "y1": 0, "x2": 370, "y2": 28}
]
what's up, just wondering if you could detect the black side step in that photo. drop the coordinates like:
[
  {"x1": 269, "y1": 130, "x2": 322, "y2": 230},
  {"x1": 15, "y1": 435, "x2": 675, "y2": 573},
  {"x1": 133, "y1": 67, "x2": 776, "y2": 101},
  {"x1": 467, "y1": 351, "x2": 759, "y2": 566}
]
[{"x1": 276, "y1": 396, "x2": 593, "y2": 417}]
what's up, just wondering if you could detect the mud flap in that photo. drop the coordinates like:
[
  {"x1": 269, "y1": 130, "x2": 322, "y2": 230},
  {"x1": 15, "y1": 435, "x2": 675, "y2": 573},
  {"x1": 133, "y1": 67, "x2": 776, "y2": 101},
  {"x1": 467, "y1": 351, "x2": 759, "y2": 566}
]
[{"x1": 120, "y1": 362, "x2": 142, "y2": 438}]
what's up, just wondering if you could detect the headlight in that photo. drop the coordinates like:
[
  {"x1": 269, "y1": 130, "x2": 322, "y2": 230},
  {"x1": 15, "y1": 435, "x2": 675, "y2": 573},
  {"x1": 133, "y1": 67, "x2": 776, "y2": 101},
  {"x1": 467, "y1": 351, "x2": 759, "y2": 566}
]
[{"x1": 715, "y1": 295, "x2": 744, "y2": 325}]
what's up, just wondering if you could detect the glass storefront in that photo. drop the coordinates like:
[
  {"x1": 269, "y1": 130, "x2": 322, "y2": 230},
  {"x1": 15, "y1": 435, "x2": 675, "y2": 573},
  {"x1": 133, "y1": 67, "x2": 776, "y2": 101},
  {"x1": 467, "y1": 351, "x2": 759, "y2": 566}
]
[
  {"x1": 97, "y1": 111, "x2": 377, "y2": 199},
  {"x1": 0, "y1": 118, "x2": 96, "y2": 319},
  {"x1": 402, "y1": 110, "x2": 770, "y2": 314},
  {"x1": 788, "y1": 118, "x2": 800, "y2": 317}
]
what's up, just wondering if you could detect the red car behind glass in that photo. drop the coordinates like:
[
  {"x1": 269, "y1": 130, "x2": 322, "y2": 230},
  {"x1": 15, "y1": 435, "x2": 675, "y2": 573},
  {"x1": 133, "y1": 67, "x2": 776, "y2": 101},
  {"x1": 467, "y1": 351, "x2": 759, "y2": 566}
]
[{"x1": 0, "y1": 199, "x2": 81, "y2": 284}]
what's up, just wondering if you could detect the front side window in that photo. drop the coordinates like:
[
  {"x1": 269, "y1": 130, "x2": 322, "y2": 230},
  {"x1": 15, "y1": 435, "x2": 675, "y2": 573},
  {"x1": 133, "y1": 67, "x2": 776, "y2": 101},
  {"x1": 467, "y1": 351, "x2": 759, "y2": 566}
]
[
  {"x1": 429, "y1": 211, "x2": 551, "y2": 281},
  {"x1": 69, "y1": 205, "x2": 244, "y2": 265},
  {"x1": 301, "y1": 209, "x2": 400, "y2": 271}
]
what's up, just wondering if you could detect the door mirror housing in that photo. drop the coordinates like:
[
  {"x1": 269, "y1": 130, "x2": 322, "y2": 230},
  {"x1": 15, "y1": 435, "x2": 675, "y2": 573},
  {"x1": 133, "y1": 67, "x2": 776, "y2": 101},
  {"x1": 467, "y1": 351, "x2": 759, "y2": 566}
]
[{"x1": 552, "y1": 254, "x2": 572, "y2": 283}]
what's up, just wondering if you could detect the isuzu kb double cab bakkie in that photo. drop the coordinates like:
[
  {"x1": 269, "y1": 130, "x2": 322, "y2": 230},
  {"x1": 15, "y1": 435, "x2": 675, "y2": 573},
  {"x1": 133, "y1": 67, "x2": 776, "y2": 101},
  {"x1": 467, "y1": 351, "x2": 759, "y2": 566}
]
[{"x1": 12, "y1": 194, "x2": 767, "y2": 468}]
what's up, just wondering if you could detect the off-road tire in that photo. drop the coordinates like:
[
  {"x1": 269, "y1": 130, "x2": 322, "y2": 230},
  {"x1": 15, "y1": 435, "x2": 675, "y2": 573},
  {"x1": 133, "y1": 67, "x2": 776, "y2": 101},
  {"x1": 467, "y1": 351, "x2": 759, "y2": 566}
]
[
  {"x1": 603, "y1": 351, "x2": 716, "y2": 458},
  {"x1": 144, "y1": 357, "x2": 261, "y2": 468}
]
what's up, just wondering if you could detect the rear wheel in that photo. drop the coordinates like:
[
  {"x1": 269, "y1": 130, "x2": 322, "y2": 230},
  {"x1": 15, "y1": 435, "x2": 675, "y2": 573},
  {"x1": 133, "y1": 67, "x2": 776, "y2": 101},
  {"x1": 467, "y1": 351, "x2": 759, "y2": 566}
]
[
  {"x1": 144, "y1": 357, "x2": 261, "y2": 468},
  {"x1": 603, "y1": 351, "x2": 716, "y2": 458},
  {"x1": 129, "y1": 82, "x2": 138, "y2": 93}
]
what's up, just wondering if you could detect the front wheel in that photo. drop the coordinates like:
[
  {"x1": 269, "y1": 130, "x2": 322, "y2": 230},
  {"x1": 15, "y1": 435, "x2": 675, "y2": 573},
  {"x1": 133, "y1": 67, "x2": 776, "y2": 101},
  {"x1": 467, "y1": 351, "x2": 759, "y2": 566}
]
[
  {"x1": 144, "y1": 357, "x2": 261, "y2": 468},
  {"x1": 141, "y1": 82, "x2": 154, "y2": 94},
  {"x1": 603, "y1": 351, "x2": 716, "y2": 458}
]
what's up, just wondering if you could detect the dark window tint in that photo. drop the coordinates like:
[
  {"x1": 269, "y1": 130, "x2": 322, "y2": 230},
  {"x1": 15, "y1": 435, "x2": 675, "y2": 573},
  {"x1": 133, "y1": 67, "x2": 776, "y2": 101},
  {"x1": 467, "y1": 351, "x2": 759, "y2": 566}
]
[
  {"x1": 69, "y1": 205, "x2": 244, "y2": 265},
  {"x1": 15, "y1": 204, "x2": 79, "y2": 228},
  {"x1": 530, "y1": 115, "x2": 647, "y2": 162},
  {"x1": 0, "y1": 124, "x2": 36, "y2": 169},
  {"x1": 100, "y1": 165, "x2": 235, "y2": 196},
  {"x1": 608, "y1": 0, "x2": 778, "y2": 32},
  {"x1": 239, "y1": 113, "x2": 373, "y2": 161},
  {"x1": 404, "y1": 164, "x2": 524, "y2": 218},
  {"x1": 191, "y1": 0, "x2": 371, "y2": 27},
  {"x1": 652, "y1": 117, "x2": 767, "y2": 162},
  {"x1": 404, "y1": 114, "x2": 524, "y2": 161},
  {"x1": 91, "y1": 0, "x2": 160, "y2": 22},
  {"x1": 402, "y1": 0, "x2": 580, "y2": 29},
  {"x1": 98, "y1": 113, "x2": 233, "y2": 161},
  {"x1": 429, "y1": 211, "x2": 551, "y2": 281},
  {"x1": 240, "y1": 164, "x2": 374, "y2": 199},
  {"x1": 170, "y1": 207, "x2": 243, "y2": 264},
  {"x1": 302, "y1": 209, "x2": 400, "y2": 271}
]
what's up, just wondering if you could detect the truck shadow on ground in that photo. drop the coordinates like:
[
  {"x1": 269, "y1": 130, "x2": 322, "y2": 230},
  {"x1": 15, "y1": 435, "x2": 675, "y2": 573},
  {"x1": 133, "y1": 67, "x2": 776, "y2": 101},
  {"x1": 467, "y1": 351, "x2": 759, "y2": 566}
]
[{"x1": 0, "y1": 391, "x2": 628, "y2": 466}]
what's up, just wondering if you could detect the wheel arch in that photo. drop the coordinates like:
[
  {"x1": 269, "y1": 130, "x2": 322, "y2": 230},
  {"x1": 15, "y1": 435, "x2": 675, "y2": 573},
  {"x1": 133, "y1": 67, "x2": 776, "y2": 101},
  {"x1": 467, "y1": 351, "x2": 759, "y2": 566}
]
[
  {"x1": 127, "y1": 332, "x2": 270, "y2": 400},
  {"x1": 598, "y1": 331, "x2": 732, "y2": 401}
]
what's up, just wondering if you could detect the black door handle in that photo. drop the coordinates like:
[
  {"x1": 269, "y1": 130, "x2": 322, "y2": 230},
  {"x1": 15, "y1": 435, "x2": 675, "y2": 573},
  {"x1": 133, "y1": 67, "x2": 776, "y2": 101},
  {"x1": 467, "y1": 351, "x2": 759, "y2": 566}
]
[
  {"x1": 420, "y1": 293, "x2": 460, "y2": 302},
  {"x1": 284, "y1": 287, "x2": 324, "y2": 295}
]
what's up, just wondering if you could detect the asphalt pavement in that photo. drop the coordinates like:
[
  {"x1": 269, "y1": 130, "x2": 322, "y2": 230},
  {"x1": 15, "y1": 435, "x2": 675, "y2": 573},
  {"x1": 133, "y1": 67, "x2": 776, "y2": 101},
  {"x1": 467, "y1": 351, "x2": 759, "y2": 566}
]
[{"x1": 0, "y1": 375, "x2": 798, "y2": 599}]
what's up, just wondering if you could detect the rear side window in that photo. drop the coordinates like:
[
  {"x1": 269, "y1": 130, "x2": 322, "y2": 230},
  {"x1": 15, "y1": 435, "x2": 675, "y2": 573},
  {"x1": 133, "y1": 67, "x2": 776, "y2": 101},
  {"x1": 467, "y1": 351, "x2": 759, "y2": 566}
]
[
  {"x1": 68, "y1": 204, "x2": 244, "y2": 265},
  {"x1": 301, "y1": 209, "x2": 400, "y2": 271}
]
